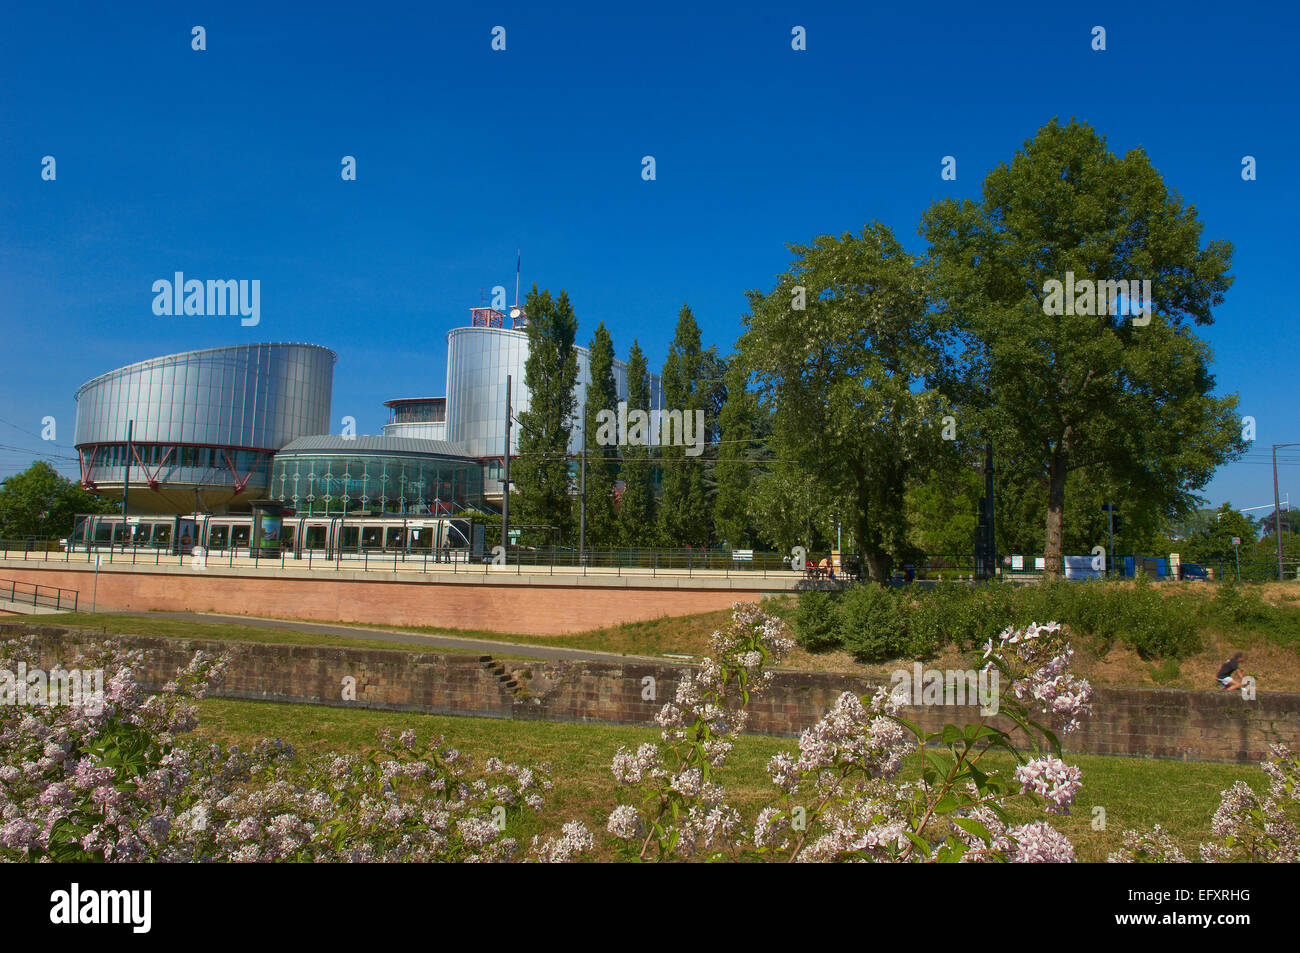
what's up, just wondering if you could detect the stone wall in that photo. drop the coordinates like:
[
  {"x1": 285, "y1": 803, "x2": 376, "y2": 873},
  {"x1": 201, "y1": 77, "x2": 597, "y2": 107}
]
[
  {"x1": 3, "y1": 625, "x2": 1296, "y2": 764},
  {"x1": 0, "y1": 561, "x2": 791, "y2": 635}
]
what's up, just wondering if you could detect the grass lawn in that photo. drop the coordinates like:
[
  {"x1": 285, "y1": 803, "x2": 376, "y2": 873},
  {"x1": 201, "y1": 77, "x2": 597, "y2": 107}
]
[
  {"x1": 193, "y1": 696, "x2": 1261, "y2": 862},
  {"x1": 41, "y1": 613, "x2": 486, "y2": 654},
  {"x1": 41, "y1": 595, "x2": 1300, "y2": 693}
]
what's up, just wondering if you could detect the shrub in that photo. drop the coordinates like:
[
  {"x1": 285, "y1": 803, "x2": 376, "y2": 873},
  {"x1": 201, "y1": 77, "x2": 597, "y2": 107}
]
[
  {"x1": 838, "y1": 584, "x2": 909, "y2": 662},
  {"x1": 1209, "y1": 582, "x2": 1270, "y2": 627},
  {"x1": 792, "y1": 589, "x2": 842, "y2": 652},
  {"x1": 901, "y1": 593, "x2": 946, "y2": 660}
]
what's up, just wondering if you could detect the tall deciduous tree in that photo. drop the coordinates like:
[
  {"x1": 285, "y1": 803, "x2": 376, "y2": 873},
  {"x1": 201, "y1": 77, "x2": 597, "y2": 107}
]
[
  {"x1": 741, "y1": 223, "x2": 951, "y2": 581},
  {"x1": 512, "y1": 285, "x2": 579, "y2": 546},
  {"x1": 581, "y1": 323, "x2": 619, "y2": 549},
  {"x1": 923, "y1": 118, "x2": 1244, "y2": 576},
  {"x1": 659, "y1": 304, "x2": 712, "y2": 547},
  {"x1": 1184, "y1": 503, "x2": 1257, "y2": 565},
  {"x1": 618, "y1": 340, "x2": 657, "y2": 547}
]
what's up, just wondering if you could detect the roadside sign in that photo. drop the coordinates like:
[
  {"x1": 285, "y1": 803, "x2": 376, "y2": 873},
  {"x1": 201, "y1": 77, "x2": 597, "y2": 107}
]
[{"x1": 1232, "y1": 537, "x2": 1242, "y2": 546}]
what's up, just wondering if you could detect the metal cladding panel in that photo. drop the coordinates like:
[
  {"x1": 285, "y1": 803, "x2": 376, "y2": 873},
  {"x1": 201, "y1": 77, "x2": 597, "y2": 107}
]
[
  {"x1": 74, "y1": 344, "x2": 335, "y2": 450},
  {"x1": 444, "y1": 326, "x2": 662, "y2": 459},
  {"x1": 445, "y1": 327, "x2": 526, "y2": 458}
]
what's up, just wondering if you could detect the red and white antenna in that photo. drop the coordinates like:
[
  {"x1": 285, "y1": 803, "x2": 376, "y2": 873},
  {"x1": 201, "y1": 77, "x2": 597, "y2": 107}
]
[{"x1": 509, "y1": 249, "x2": 527, "y2": 328}]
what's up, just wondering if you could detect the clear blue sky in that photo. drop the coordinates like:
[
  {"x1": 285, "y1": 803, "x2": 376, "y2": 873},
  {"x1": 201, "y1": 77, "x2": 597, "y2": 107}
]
[{"x1": 2, "y1": 1, "x2": 1297, "y2": 511}]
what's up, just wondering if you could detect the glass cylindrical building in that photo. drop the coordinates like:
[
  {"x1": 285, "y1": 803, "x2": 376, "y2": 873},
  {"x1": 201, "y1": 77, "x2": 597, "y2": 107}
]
[
  {"x1": 269, "y1": 435, "x2": 483, "y2": 515},
  {"x1": 444, "y1": 325, "x2": 663, "y2": 496},
  {"x1": 74, "y1": 343, "x2": 335, "y2": 513}
]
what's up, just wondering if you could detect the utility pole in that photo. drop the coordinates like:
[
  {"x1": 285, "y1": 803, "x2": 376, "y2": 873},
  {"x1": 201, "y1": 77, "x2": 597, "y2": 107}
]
[
  {"x1": 579, "y1": 397, "x2": 587, "y2": 565},
  {"x1": 975, "y1": 442, "x2": 997, "y2": 580},
  {"x1": 501, "y1": 375, "x2": 512, "y2": 556},
  {"x1": 986, "y1": 442, "x2": 996, "y2": 579},
  {"x1": 122, "y1": 419, "x2": 133, "y2": 548}
]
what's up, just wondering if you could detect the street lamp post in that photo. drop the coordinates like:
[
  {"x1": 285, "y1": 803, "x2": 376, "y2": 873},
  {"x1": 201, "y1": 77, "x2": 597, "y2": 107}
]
[
  {"x1": 579, "y1": 397, "x2": 587, "y2": 566},
  {"x1": 501, "y1": 375, "x2": 512, "y2": 558}
]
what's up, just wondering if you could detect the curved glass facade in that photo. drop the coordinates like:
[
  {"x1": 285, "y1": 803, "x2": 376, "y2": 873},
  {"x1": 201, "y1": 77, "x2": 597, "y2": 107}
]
[
  {"x1": 270, "y1": 436, "x2": 482, "y2": 515},
  {"x1": 74, "y1": 343, "x2": 336, "y2": 513},
  {"x1": 75, "y1": 343, "x2": 335, "y2": 448}
]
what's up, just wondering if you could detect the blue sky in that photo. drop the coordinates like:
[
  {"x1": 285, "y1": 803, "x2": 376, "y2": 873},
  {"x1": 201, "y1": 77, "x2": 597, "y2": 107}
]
[{"x1": 2, "y1": 1, "x2": 1297, "y2": 511}]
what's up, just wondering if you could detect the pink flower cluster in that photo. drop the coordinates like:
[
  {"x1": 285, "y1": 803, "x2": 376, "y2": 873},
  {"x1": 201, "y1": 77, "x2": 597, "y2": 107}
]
[
  {"x1": 1106, "y1": 823, "x2": 1188, "y2": 863},
  {"x1": 606, "y1": 603, "x2": 793, "y2": 861},
  {"x1": 984, "y1": 622, "x2": 1093, "y2": 733},
  {"x1": 1196, "y1": 743, "x2": 1299, "y2": 863},
  {"x1": 0, "y1": 635, "x2": 559, "y2": 863},
  {"x1": 1007, "y1": 821, "x2": 1076, "y2": 863},
  {"x1": 1014, "y1": 756, "x2": 1083, "y2": 815},
  {"x1": 769, "y1": 688, "x2": 913, "y2": 799}
]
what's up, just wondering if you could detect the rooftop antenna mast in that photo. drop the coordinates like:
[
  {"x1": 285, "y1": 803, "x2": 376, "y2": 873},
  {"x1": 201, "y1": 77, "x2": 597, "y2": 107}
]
[{"x1": 509, "y1": 250, "x2": 528, "y2": 329}]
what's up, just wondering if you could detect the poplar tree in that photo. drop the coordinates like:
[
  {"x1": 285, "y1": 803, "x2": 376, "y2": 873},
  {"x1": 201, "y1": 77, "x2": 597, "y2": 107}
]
[
  {"x1": 659, "y1": 304, "x2": 712, "y2": 547},
  {"x1": 581, "y1": 323, "x2": 619, "y2": 549},
  {"x1": 617, "y1": 340, "x2": 657, "y2": 546},
  {"x1": 713, "y1": 355, "x2": 763, "y2": 548},
  {"x1": 512, "y1": 285, "x2": 579, "y2": 547}
]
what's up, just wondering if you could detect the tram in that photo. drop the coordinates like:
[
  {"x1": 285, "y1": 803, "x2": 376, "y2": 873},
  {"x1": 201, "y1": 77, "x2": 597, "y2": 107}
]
[{"x1": 69, "y1": 512, "x2": 487, "y2": 561}]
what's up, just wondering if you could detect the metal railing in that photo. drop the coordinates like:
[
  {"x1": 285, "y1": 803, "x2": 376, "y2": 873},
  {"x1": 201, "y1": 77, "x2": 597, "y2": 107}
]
[
  {"x1": 0, "y1": 577, "x2": 79, "y2": 611},
  {"x1": 1, "y1": 538, "x2": 816, "y2": 580},
  {"x1": 2, "y1": 537, "x2": 1297, "y2": 584}
]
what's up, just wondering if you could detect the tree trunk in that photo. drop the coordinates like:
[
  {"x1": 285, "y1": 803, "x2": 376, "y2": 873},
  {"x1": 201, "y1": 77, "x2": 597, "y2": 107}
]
[
  {"x1": 865, "y1": 551, "x2": 891, "y2": 583},
  {"x1": 854, "y1": 482, "x2": 891, "y2": 583},
  {"x1": 1044, "y1": 441, "x2": 1069, "y2": 579}
]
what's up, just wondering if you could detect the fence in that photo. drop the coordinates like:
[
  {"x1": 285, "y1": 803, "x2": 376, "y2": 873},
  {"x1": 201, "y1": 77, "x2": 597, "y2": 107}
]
[
  {"x1": 0, "y1": 538, "x2": 809, "y2": 580},
  {"x1": 2, "y1": 538, "x2": 1296, "y2": 585},
  {"x1": 0, "y1": 577, "x2": 79, "y2": 611}
]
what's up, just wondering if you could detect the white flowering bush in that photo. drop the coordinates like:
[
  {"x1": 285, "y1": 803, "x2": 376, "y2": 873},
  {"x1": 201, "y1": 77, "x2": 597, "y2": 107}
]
[
  {"x1": 1199, "y1": 744, "x2": 1300, "y2": 863},
  {"x1": 1110, "y1": 744, "x2": 1299, "y2": 864},
  {"x1": 2, "y1": 611, "x2": 1293, "y2": 864},
  {"x1": 0, "y1": 634, "x2": 567, "y2": 863},
  {"x1": 742, "y1": 620, "x2": 1092, "y2": 862},
  {"x1": 605, "y1": 602, "x2": 795, "y2": 861}
]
